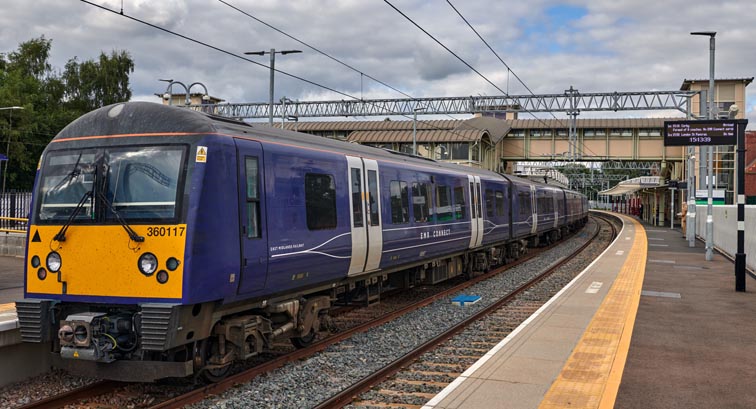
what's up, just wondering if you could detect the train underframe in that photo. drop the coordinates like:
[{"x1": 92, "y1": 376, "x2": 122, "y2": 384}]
[{"x1": 19, "y1": 218, "x2": 587, "y2": 382}]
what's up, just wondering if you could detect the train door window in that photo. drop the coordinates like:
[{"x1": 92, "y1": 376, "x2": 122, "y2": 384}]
[
  {"x1": 436, "y1": 185, "x2": 452, "y2": 221},
  {"x1": 367, "y1": 170, "x2": 379, "y2": 226},
  {"x1": 485, "y1": 189, "x2": 494, "y2": 218},
  {"x1": 305, "y1": 173, "x2": 337, "y2": 230},
  {"x1": 495, "y1": 190, "x2": 505, "y2": 216},
  {"x1": 390, "y1": 181, "x2": 409, "y2": 224},
  {"x1": 518, "y1": 191, "x2": 530, "y2": 217},
  {"x1": 469, "y1": 182, "x2": 476, "y2": 218},
  {"x1": 453, "y1": 186, "x2": 466, "y2": 220},
  {"x1": 412, "y1": 182, "x2": 431, "y2": 223},
  {"x1": 245, "y1": 157, "x2": 260, "y2": 238},
  {"x1": 476, "y1": 183, "x2": 482, "y2": 219},
  {"x1": 351, "y1": 168, "x2": 363, "y2": 227}
]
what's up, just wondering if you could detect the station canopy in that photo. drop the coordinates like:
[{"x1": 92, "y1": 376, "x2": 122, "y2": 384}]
[{"x1": 599, "y1": 176, "x2": 663, "y2": 196}]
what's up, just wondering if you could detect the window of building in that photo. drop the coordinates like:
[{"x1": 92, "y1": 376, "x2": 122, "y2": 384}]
[
  {"x1": 531, "y1": 130, "x2": 553, "y2": 138},
  {"x1": 556, "y1": 129, "x2": 568, "y2": 137},
  {"x1": 454, "y1": 186, "x2": 466, "y2": 220},
  {"x1": 509, "y1": 129, "x2": 525, "y2": 138},
  {"x1": 471, "y1": 145, "x2": 480, "y2": 162},
  {"x1": 583, "y1": 129, "x2": 605, "y2": 137},
  {"x1": 638, "y1": 129, "x2": 662, "y2": 137},
  {"x1": 305, "y1": 173, "x2": 337, "y2": 230},
  {"x1": 436, "y1": 185, "x2": 452, "y2": 221},
  {"x1": 413, "y1": 182, "x2": 432, "y2": 222},
  {"x1": 610, "y1": 129, "x2": 633, "y2": 137},
  {"x1": 450, "y1": 142, "x2": 469, "y2": 160},
  {"x1": 390, "y1": 181, "x2": 409, "y2": 224}
]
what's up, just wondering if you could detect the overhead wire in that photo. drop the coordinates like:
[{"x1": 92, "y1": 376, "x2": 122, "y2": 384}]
[{"x1": 80, "y1": 0, "x2": 526, "y2": 159}]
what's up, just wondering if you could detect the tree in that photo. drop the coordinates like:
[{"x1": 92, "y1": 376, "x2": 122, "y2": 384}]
[{"x1": 0, "y1": 36, "x2": 134, "y2": 190}]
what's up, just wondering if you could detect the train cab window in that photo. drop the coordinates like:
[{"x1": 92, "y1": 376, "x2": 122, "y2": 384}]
[
  {"x1": 412, "y1": 182, "x2": 432, "y2": 223},
  {"x1": 453, "y1": 186, "x2": 466, "y2": 220},
  {"x1": 390, "y1": 181, "x2": 409, "y2": 224},
  {"x1": 485, "y1": 189, "x2": 494, "y2": 218},
  {"x1": 495, "y1": 190, "x2": 505, "y2": 216},
  {"x1": 367, "y1": 170, "x2": 380, "y2": 226},
  {"x1": 305, "y1": 173, "x2": 337, "y2": 230},
  {"x1": 518, "y1": 191, "x2": 531, "y2": 217},
  {"x1": 245, "y1": 157, "x2": 260, "y2": 238},
  {"x1": 351, "y1": 168, "x2": 363, "y2": 227},
  {"x1": 436, "y1": 185, "x2": 452, "y2": 221}
]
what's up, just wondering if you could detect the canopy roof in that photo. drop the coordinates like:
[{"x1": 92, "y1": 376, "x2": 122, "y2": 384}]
[{"x1": 599, "y1": 176, "x2": 663, "y2": 196}]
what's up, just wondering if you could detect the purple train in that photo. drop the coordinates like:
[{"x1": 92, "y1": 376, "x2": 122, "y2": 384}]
[{"x1": 16, "y1": 102, "x2": 587, "y2": 381}]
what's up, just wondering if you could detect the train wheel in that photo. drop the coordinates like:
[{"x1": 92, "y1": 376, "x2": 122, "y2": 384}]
[
  {"x1": 194, "y1": 338, "x2": 232, "y2": 382},
  {"x1": 291, "y1": 330, "x2": 316, "y2": 349}
]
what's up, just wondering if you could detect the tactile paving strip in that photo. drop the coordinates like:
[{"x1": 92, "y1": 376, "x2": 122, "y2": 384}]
[{"x1": 539, "y1": 217, "x2": 646, "y2": 409}]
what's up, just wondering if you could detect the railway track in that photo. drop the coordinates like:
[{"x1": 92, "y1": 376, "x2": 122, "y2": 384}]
[{"x1": 14, "y1": 215, "x2": 614, "y2": 409}]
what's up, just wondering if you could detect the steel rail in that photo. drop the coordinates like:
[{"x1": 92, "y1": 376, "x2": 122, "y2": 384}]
[
  {"x1": 314, "y1": 215, "x2": 615, "y2": 409},
  {"x1": 147, "y1": 223, "x2": 592, "y2": 409}
]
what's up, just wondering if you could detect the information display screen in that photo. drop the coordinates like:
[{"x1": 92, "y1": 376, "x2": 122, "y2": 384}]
[{"x1": 663, "y1": 120, "x2": 736, "y2": 146}]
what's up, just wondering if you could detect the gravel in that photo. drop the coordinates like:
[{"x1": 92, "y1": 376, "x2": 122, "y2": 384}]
[{"x1": 191, "y1": 219, "x2": 601, "y2": 409}]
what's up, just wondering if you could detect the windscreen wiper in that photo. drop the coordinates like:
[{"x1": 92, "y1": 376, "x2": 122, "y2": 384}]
[
  {"x1": 95, "y1": 189, "x2": 144, "y2": 243},
  {"x1": 53, "y1": 191, "x2": 93, "y2": 242}
]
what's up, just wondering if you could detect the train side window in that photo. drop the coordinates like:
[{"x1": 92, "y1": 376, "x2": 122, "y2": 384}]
[
  {"x1": 390, "y1": 181, "x2": 409, "y2": 224},
  {"x1": 412, "y1": 182, "x2": 431, "y2": 223},
  {"x1": 305, "y1": 173, "x2": 337, "y2": 230},
  {"x1": 245, "y1": 157, "x2": 260, "y2": 238},
  {"x1": 518, "y1": 191, "x2": 530, "y2": 217},
  {"x1": 495, "y1": 190, "x2": 505, "y2": 216},
  {"x1": 367, "y1": 170, "x2": 380, "y2": 226},
  {"x1": 436, "y1": 185, "x2": 452, "y2": 221},
  {"x1": 485, "y1": 189, "x2": 494, "y2": 218},
  {"x1": 453, "y1": 186, "x2": 466, "y2": 220},
  {"x1": 351, "y1": 168, "x2": 363, "y2": 227}
]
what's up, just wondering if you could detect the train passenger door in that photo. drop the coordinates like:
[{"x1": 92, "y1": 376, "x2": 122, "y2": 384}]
[
  {"x1": 347, "y1": 156, "x2": 383, "y2": 275},
  {"x1": 235, "y1": 139, "x2": 268, "y2": 294},
  {"x1": 468, "y1": 175, "x2": 483, "y2": 248}
]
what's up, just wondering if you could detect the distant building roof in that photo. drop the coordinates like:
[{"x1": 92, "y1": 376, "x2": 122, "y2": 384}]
[{"x1": 680, "y1": 77, "x2": 753, "y2": 90}]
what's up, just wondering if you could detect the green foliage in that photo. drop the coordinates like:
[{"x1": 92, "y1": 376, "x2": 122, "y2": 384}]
[{"x1": 0, "y1": 36, "x2": 134, "y2": 190}]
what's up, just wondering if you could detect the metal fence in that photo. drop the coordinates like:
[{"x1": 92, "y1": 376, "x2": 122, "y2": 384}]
[{"x1": 0, "y1": 191, "x2": 32, "y2": 233}]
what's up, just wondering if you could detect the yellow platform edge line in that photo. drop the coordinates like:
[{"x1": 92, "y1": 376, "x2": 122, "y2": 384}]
[
  {"x1": 538, "y1": 216, "x2": 647, "y2": 409},
  {"x1": 0, "y1": 303, "x2": 16, "y2": 313}
]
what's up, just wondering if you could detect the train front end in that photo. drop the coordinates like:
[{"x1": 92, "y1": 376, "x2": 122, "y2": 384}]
[{"x1": 16, "y1": 103, "x2": 200, "y2": 380}]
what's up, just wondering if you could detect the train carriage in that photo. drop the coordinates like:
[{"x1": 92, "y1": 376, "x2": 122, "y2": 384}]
[{"x1": 16, "y1": 102, "x2": 587, "y2": 381}]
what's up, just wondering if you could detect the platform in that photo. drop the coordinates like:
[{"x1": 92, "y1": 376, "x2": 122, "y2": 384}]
[{"x1": 424, "y1": 211, "x2": 756, "y2": 408}]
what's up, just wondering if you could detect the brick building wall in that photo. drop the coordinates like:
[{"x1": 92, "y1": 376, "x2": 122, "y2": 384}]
[{"x1": 747, "y1": 131, "x2": 756, "y2": 203}]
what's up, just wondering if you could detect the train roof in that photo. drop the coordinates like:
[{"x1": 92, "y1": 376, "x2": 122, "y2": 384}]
[{"x1": 54, "y1": 102, "x2": 576, "y2": 193}]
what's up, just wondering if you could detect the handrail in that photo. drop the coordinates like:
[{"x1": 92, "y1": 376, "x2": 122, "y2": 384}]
[{"x1": 0, "y1": 216, "x2": 28, "y2": 234}]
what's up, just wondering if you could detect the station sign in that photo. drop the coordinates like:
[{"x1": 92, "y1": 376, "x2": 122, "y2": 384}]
[{"x1": 663, "y1": 120, "x2": 736, "y2": 146}]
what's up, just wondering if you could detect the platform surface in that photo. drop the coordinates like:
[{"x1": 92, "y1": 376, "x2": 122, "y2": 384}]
[
  {"x1": 425, "y1": 212, "x2": 644, "y2": 409},
  {"x1": 614, "y1": 225, "x2": 756, "y2": 408}
]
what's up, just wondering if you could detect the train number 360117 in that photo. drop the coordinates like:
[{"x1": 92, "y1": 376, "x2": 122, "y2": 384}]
[{"x1": 146, "y1": 226, "x2": 186, "y2": 237}]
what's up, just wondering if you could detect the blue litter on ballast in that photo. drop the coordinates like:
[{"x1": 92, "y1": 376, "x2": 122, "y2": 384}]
[{"x1": 451, "y1": 295, "x2": 481, "y2": 306}]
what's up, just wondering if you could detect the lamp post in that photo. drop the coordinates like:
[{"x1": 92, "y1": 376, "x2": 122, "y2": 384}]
[
  {"x1": 159, "y1": 79, "x2": 190, "y2": 105},
  {"x1": 0, "y1": 106, "x2": 24, "y2": 198},
  {"x1": 412, "y1": 106, "x2": 426, "y2": 155},
  {"x1": 691, "y1": 31, "x2": 716, "y2": 261},
  {"x1": 187, "y1": 82, "x2": 210, "y2": 105},
  {"x1": 245, "y1": 49, "x2": 302, "y2": 125}
]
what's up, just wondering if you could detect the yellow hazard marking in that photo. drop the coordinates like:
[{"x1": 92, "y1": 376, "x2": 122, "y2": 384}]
[
  {"x1": 0, "y1": 303, "x2": 15, "y2": 313},
  {"x1": 196, "y1": 146, "x2": 207, "y2": 163},
  {"x1": 73, "y1": 350, "x2": 79, "y2": 358},
  {"x1": 26, "y1": 224, "x2": 186, "y2": 299},
  {"x1": 539, "y1": 216, "x2": 646, "y2": 409}
]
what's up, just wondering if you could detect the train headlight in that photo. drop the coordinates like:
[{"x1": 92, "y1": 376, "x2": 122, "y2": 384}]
[
  {"x1": 46, "y1": 252, "x2": 62, "y2": 272},
  {"x1": 138, "y1": 253, "x2": 158, "y2": 276}
]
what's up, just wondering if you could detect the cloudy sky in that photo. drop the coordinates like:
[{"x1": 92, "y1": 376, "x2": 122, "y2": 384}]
[{"x1": 2, "y1": 0, "x2": 755, "y2": 127}]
